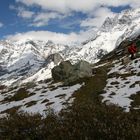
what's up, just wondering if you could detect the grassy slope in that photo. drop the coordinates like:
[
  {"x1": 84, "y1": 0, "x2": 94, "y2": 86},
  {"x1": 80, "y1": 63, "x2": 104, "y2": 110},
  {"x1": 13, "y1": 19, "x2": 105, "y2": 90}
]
[{"x1": 0, "y1": 64, "x2": 140, "y2": 140}]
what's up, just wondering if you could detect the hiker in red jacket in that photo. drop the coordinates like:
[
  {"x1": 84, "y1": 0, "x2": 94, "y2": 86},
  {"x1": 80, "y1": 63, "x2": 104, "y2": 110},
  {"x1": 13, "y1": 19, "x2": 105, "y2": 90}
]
[{"x1": 128, "y1": 43, "x2": 137, "y2": 59}]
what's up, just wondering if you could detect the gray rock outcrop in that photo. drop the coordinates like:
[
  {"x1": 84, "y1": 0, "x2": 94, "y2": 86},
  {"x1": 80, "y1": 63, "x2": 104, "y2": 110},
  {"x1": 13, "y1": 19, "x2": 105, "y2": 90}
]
[
  {"x1": 52, "y1": 60, "x2": 73, "y2": 81},
  {"x1": 46, "y1": 53, "x2": 63, "y2": 65},
  {"x1": 52, "y1": 60, "x2": 92, "y2": 84}
]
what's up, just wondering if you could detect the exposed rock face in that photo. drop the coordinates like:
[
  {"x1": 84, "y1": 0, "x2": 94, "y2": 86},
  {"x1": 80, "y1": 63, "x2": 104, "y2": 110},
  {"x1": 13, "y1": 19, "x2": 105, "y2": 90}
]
[
  {"x1": 46, "y1": 53, "x2": 63, "y2": 65},
  {"x1": 96, "y1": 49, "x2": 108, "y2": 59},
  {"x1": 52, "y1": 60, "x2": 92, "y2": 84},
  {"x1": 51, "y1": 61, "x2": 73, "y2": 81},
  {"x1": 74, "y1": 61, "x2": 92, "y2": 78}
]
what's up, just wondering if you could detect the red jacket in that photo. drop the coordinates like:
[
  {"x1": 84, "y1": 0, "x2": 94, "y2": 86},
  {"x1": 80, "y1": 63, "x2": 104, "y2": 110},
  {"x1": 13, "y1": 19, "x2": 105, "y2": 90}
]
[{"x1": 128, "y1": 44, "x2": 137, "y2": 54}]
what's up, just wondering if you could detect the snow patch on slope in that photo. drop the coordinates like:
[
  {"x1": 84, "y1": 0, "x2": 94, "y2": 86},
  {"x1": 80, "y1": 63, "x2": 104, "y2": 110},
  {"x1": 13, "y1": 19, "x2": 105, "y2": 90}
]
[
  {"x1": 0, "y1": 82, "x2": 83, "y2": 116},
  {"x1": 22, "y1": 61, "x2": 55, "y2": 83},
  {"x1": 102, "y1": 58, "x2": 140, "y2": 112}
]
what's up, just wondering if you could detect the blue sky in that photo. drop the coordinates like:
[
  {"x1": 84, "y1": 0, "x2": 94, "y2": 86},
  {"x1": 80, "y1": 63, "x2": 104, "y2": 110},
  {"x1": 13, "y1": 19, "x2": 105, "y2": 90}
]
[
  {"x1": 0, "y1": 0, "x2": 139, "y2": 44},
  {"x1": 0, "y1": 0, "x2": 85, "y2": 37}
]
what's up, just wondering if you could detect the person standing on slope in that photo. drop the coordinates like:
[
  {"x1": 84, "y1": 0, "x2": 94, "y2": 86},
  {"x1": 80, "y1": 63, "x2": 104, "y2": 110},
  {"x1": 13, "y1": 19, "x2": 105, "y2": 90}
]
[{"x1": 128, "y1": 42, "x2": 137, "y2": 60}]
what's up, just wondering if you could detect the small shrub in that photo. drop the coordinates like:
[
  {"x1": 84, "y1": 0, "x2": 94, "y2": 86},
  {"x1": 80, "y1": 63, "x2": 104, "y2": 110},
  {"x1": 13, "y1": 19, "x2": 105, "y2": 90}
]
[
  {"x1": 25, "y1": 101, "x2": 37, "y2": 107},
  {"x1": 41, "y1": 99, "x2": 49, "y2": 103},
  {"x1": 0, "y1": 85, "x2": 7, "y2": 90},
  {"x1": 25, "y1": 82, "x2": 37, "y2": 89},
  {"x1": 110, "y1": 81, "x2": 120, "y2": 85},
  {"x1": 9, "y1": 88, "x2": 29, "y2": 101},
  {"x1": 130, "y1": 91, "x2": 140, "y2": 108}
]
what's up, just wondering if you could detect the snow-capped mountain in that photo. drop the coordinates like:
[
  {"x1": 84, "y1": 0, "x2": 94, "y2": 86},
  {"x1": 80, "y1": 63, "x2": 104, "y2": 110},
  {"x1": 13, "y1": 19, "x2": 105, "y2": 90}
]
[
  {"x1": 1, "y1": 8, "x2": 140, "y2": 86},
  {"x1": 70, "y1": 8, "x2": 140, "y2": 63},
  {"x1": 0, "y1": 40, "x2": 66, "y2": 85}
]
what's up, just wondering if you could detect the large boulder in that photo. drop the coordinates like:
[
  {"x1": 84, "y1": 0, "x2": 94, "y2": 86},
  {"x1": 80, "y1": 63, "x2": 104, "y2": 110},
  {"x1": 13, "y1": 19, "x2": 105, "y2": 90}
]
[
  {"x1": 74, "y1": 61, "x2": 92, "y2": 78},
  {"x1": 51, "y1": 60, "x2": 73, "y2": 81},
  {"x1": 52, "y1": 60, "x2": 92, "y2": 84}
]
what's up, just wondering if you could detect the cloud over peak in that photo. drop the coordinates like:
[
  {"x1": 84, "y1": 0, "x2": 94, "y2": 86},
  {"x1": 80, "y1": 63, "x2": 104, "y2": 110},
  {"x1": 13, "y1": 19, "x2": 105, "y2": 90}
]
[
  {"x1": 6, "y1": 29, "x2": 95, "y2": 45},
  {"x1": 80, "y1": 7, "x2": 116, "y2": 29}
]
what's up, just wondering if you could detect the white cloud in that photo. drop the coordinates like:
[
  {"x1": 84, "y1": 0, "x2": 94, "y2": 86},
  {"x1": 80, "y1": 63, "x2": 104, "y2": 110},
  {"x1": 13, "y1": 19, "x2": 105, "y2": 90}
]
[
  {"x1": 16, "y1": 0, "x2": 140, "y2": 14},
  {"x1": 0, "y1": 22, "x2": 3, "y2": 28},
  {"x1": 14, "y1": 0, "x2": 140, "y2": 29},
  {"x1": 6, "y1": 29, "x2": 95, "y2": 45},
  {"x1": 81, "y1": 7, "x2": 116, "y2": 29},
  {"x1": 10, "y1": 4, "x2": 69, "y2": 27},
  {"x1": 9, "y1": 5, "x2": 34, "y2": 19},
  {"x1": 18, "y1": 10, "x2": 34, "y2": 19},
  {"x1": 31, "y1": 12, "x2": 65, "y2": 27}
]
